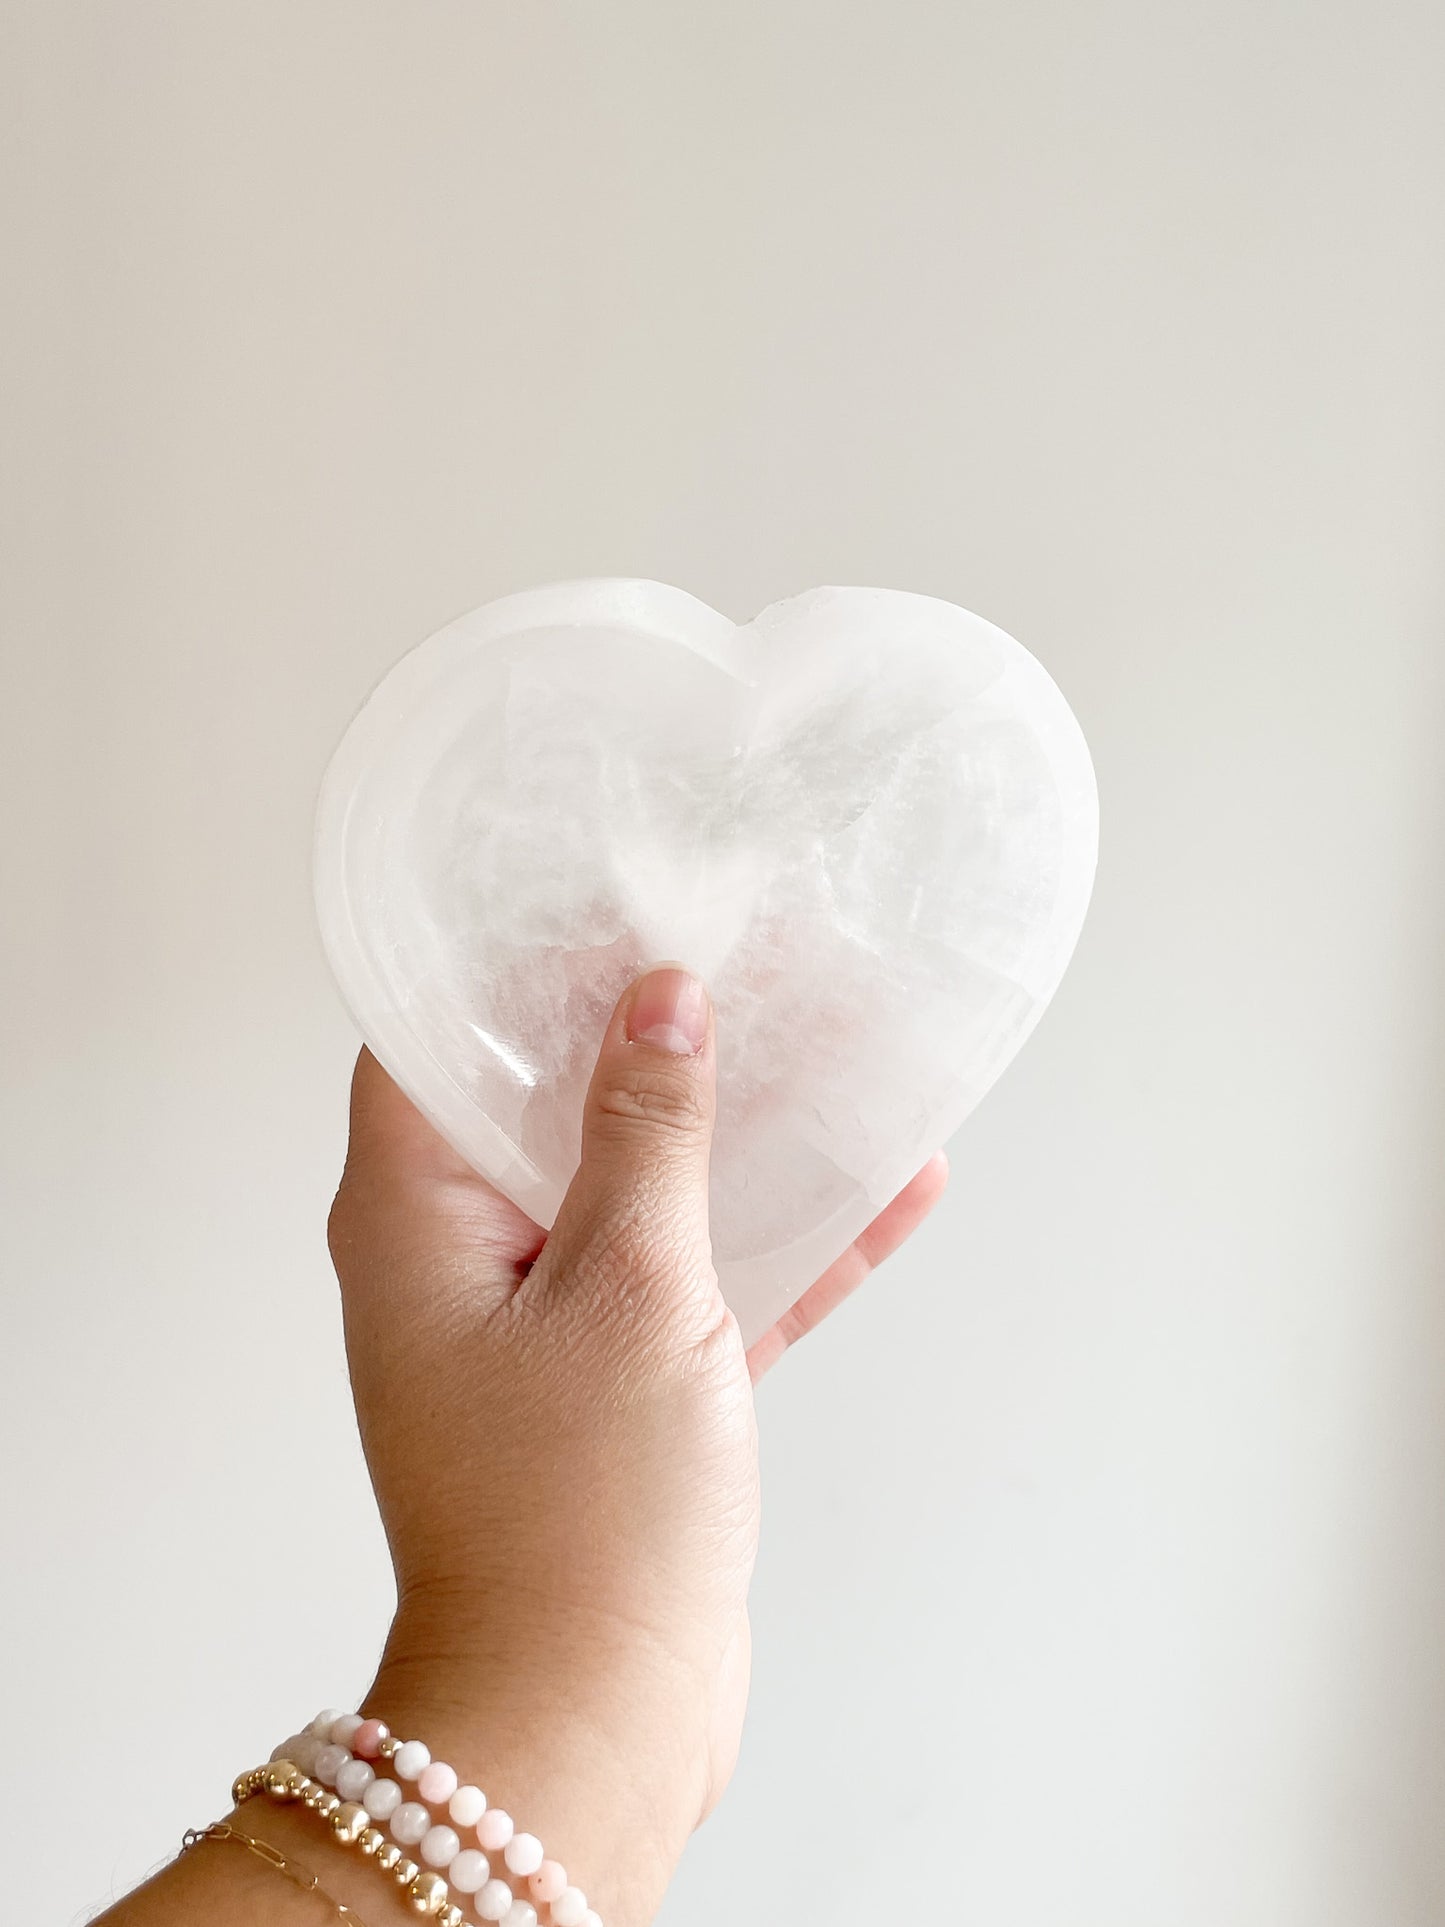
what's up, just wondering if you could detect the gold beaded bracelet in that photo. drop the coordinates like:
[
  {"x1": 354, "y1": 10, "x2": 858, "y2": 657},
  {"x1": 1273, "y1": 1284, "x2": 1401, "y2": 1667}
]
[
  {"x1": 182, "y1": 1820, "x2": 376, "y2": 1923},
  {"x1": 233, "y1": 1760, "x2": 469, "y2": 1926}
]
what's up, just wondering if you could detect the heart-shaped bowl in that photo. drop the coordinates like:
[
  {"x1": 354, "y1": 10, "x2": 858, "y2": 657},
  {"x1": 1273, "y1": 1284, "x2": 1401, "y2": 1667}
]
[{"x1": 315, "y1": 579, "x2": 1098, "y2": 1344}]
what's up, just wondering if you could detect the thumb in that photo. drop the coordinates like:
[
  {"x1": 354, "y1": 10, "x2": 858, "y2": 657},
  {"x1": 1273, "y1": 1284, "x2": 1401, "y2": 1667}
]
[{"x1": 536, "y1": 965, "x2": 719, "y2": 1331}]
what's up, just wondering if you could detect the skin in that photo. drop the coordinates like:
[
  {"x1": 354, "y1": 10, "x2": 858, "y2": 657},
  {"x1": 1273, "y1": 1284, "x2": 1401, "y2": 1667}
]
[{"x1": 100, "y1": 967, "x2": 947, "y2": 1927}]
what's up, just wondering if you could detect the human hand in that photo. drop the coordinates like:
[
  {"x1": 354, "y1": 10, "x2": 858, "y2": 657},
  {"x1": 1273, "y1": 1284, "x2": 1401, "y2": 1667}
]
[{"x1": 328, "y1": 965, "x2": 947, "y2": 1923}]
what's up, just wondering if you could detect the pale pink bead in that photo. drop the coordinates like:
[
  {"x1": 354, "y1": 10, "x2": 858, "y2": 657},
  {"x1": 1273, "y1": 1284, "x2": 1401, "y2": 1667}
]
[
  {"x1": 271, "y1": 1733, "x2": 306, "y2": 1764},
  {"x1": 528, "y1": 1861, "x2": 566, "y2": 1904},
  {"x1": 393, "y1": 1739, "x2": 431, "y2": 1781},
  {"x1": 552, "y1": 1890, "x2": 588, "y2": 1927},
  {"x1": 390, "y1": 1800, "x2": 431, "y2": 1846},
  {"x1": 449, "y1": 1848, "x2": 490, "y2": 1894},
  {"x1": 291, "y1": 1733, "x2": 322, "y2": 1774},
  {"x1": 477, "y1": 1808, "x2": 514, "y2": 1852},
  {"x1": 421, "y1": 1823, "x2": 461, "y2": 1869},
  {"x1": 353, "y1": 1718, "x2": 389, "y2": 1760},
  {"x1": 578, "y1": 1913, "x2": 602, "y2": 1927},
  {"x1": 309, "y1": 1708, "x2": 345, "y2": 1736},
  {"x1": 363, "y1": 1777, "x2": 403, "y2": 1821},
  {"x1": 503, "y1": 1833, "x2": 543, "y2": 1877},
  {"x1": 449, "y1": 1784, "x2": 486, "y2": 1828},
  {"x1": 502, "y1": 1904, "x2": 538, "y2": 1927},
  {"x1": 313, "y1": 1744, "x2": 348, "y2": 1787},
  {"x1": 418, "y1": 1761, "x2": 459, "y2": 1805},
  {"x1": 329, "y1": 1713, "x2": 364, "y2": 1747},
  {"x1": 335, "y1": 1759, "x2": 375, "y2": 1802},
  {"x1": 476, "y1": 1879, "x2": 514, "y2": 1921}
]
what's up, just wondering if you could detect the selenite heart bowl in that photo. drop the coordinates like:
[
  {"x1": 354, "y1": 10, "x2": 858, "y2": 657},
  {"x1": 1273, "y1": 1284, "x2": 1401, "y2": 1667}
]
[{"x1": 314, "y1": 579, "x2": 1098, "y2": 1345}]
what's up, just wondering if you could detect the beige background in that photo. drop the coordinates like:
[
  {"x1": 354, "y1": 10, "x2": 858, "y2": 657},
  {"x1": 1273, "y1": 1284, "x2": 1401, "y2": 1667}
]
[{"x1": 4, "y1": 3, "x2": 1444, "y2": 1922}]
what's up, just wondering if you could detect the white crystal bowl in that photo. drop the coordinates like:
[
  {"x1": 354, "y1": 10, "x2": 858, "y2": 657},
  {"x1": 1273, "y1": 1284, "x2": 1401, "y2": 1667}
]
[{"x1": 314, "y1": 579, "x2": 1098, "y2": 1345}]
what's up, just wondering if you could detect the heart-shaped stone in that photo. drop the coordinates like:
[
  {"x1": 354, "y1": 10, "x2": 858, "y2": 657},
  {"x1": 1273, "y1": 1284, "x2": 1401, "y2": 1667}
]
[{"x1": 314, "y1": 579, "x2": 1097, "y2": 1344}]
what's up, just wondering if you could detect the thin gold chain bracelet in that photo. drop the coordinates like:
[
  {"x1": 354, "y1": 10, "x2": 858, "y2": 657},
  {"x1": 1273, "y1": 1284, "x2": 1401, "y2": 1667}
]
[{"x1": 182, "y1": 1819, "x2": 376, "y2": 1923}]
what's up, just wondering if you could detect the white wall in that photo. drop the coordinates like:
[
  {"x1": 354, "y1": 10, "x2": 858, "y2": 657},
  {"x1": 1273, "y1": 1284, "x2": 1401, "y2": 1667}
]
[{"x1": 4, "y1": 4, "x2": 1444, "y2": 1922}]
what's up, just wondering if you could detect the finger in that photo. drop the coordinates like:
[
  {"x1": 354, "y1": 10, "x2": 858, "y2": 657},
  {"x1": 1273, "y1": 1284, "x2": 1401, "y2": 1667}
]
[
  {"x1": 746, "y1": 1152, "x2": 949, "y2": 1380},
  {"x1": 535, "y1": 965, "x2": 718, "y2": 1331},
  {"x1": 343, "y1": 1046, "x2": 480, "y2": 1186},
  {"x1": 330, "y1": 1048, "x2": 545, "y2": 1300}
]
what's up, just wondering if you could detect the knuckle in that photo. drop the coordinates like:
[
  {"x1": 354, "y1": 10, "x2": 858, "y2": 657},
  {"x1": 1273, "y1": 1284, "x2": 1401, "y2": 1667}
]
[
  {"x1": 593, "y1": 1064, "x2": 712, "y2": 1139},
  {"x1": 326, "y1": 1163, "x2": 391, "y2": 1267},
  {"x1": 325, "y1": 1182, "x2": 356, "y2": 1263}
]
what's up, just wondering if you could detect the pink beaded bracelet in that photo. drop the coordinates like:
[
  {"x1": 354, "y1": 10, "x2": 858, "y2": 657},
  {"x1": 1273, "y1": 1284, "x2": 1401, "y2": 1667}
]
[{"x1": 271, "y1": 1710, "x2": 602, "y2": 1927}]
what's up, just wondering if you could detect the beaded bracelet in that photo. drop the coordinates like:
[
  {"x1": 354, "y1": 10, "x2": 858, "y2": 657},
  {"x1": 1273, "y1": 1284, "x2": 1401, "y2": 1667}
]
[{"x1": 269, "y1": 1710, "x2": 602, "y2": 1927}]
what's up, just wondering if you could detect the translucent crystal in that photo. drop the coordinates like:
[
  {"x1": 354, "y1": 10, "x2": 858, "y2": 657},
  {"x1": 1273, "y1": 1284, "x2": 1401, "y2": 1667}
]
[{"x1": 314, "y1": 580, "x2": 1098, "y2": 1344}]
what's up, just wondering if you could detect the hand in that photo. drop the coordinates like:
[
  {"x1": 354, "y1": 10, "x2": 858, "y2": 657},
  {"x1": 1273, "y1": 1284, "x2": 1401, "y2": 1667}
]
[{"x1": 328, "y1": 966, "x2": 947, "y2": 1924}]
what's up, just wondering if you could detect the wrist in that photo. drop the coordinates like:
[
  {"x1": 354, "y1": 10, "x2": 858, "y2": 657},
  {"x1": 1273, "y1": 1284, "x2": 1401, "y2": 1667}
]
[{"x1": 366, "y1": 1598, "x2": 708, "y2": 1926}]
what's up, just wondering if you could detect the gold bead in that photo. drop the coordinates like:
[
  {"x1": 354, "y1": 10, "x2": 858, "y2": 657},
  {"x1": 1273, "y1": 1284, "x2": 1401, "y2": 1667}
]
[
  {"x1": 378, "y1": 1735, "x2": 400, "y2": 1758},
  {"x1": 302, "y1": 1785, "x2": 325, "y2": 1809},
  {"x1": 331, "y1": 1802, "x2": 368, "y2": 1844},
  {"x1": 231, "y1": 1774, "x2": 251, "y2": 1806},
  {"x1": 264, "y1": 1762, "x2": 300, "y2": 1799},
  {"x1": 376, "y1": 1844, "x2": 402, "y2": 1872},
  {"x1": 393, "y1": 1857, "x2": 420, "y2": 1887},
  {"x1": 360, "y1": 1827, "x2": 386, "y2": 1857},
  {"x1": 439, "y1": 1907, "x2": 465, "y2": 1927},
  {"x1": 317, "y1": 1793, "x2": 341, "y2": 1818},
  {"x1": 407, "y1": 1870, "x2": 448, "y2": 1916}
]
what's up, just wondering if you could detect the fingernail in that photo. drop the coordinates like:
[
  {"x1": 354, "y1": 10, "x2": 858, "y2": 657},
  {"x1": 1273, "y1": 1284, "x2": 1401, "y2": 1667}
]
[{"x1": 626, "y1": 966, "x2": 710, "y2": 1056}]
